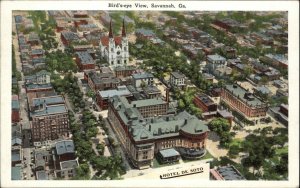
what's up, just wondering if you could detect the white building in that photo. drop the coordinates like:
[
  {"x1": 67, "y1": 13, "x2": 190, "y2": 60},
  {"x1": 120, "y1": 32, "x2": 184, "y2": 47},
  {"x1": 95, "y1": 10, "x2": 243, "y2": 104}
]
[
  {"x1": 24, "y1": 70, "x2": 51, "y2": 84},
  {"x1": 132, "y1": 72, "x2": 154, "y2": 88},
  {"x1": 170, "y1": 72, "x2": 185, "y2": 87},
  {"x1": 206, "y1": 54, "x2": 227, "y2": 76},
  {"x1": 99, "y1": 20, "x2": 129, "y2": 68}
]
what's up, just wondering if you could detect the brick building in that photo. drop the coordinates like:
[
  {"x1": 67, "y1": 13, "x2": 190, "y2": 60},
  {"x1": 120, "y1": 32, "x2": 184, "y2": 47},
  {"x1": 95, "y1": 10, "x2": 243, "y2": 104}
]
[
  {"x1": 193, "y1": 93, "x2": 217, "y2": 113},
  {"x1": 221, "y1": 84, "x2": 268, "y2": 120},
  {"x1": 114, "y1": 65, "x2": 136, "y2": 78},
  {"x1": 107, "y1": 96, "x2": 209, "y2": 169},
  {"x1": 30, "y1": 96, "x2": 69, "y2": 146},
  {"x1": 85, "y1": 70, "x2": 121, "y2": 92},
  {"x1": 60, "y1": 31, "x2": 80, "y2": 46},
  {"x1": 75, "y1": 51, "x2": 95, "y2": 71}
]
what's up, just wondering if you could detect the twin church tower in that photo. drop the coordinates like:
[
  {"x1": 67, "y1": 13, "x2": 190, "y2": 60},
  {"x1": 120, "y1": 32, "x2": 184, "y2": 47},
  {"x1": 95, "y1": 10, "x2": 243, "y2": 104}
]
[{"x1": 99, "y1": 19, "x2": 129, "y2": 68}]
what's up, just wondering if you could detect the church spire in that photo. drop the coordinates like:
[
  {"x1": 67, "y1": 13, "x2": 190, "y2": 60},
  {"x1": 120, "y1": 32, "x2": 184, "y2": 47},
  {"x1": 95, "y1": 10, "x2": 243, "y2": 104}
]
[
  {"x1": 122, "y1": 18, "x2": 126, "y2": 37},
  {"x1": 109, "y1": 19, "x2": 113, "y2": 38}
]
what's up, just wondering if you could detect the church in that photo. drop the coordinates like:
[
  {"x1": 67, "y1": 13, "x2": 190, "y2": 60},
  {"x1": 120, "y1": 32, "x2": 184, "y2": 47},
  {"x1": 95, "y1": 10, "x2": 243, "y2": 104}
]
[{"x1": 99, "y1": 19, "x2": 129, "y2": 68}]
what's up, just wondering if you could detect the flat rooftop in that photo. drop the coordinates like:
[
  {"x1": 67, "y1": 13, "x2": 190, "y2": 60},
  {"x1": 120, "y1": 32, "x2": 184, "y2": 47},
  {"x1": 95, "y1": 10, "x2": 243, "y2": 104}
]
[
  {"x1": 98, "y1": 85, "x2": 132, "y2": 99},
  {"x1": 55, "y1": 140, "x2": 75, "y2": 155},
  {"x1": 171, "y1": 72, "x2": 185, "y2": 79}
]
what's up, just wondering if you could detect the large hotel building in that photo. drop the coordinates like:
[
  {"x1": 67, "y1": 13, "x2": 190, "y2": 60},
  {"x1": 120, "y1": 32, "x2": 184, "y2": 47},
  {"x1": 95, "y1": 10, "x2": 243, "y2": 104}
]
[
  {"x1": 30, "y1": 96, "x2": 69, "y2": 146},
  {"x1": 107, "y1": 95, "x2": 209, "y2": 169},
  {"x1": 221, "y1": 84, "x2": 268, "y2": 120}
]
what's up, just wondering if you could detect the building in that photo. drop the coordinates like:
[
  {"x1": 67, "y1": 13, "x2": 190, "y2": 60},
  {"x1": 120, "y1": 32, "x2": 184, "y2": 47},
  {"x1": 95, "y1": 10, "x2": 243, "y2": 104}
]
[
  {"x1": 269, "y1": 104, "x2": 288, "y2": 126},
  {"x1": 36, "y1": 171, "x2": 49, "y2": 180},
  {"x1": 12, "y1": 148, "x2": 22, "y2": 167},
  {"x1": 25, "y1": 83, "x2": 54, "y2": 93},
  {"x1": 24, "y1": 70, "x2": 51, "y2": 84},
  {"x1": 142, "y1": 85, "x2": 162, "y2": 99},
  {"x1": 60, "y1": 31, "x2": 80, "y2": 46},
  {"x1": 203, "y1": 73, "x2": 215, "y2": 83},
  {"x1": 85, "y1": 70, "x2": 121, "y2": 92},
  {"x1": 213, "y1": 18, "x2": 245, "y2": 32},
  {"x1": 210, "y1": 165, "x2": 245, "y2": 180},
  {"x1": 193, "y1": 93, "x2": 217, "y2": 113},
  {"x1": 75, "y1": 51, "x2": 95, "y2": 71},
  {"x1": 34, "y1": 149, "x2": 53, "y2": 172},
  {"x1": 276, "y1": 88, "x2": 288, "y2": 98},
  {"x1": 157, "y1": 148, "x2": 181, "y2": 164},
  {"x1": 217, "y1": 110, "x2": 234, "y2": 126},
  {"x1": 206, "y1": 54, "x2": 227, "y2": 76},
  {"x1": 254, "y1": 85, "x2": 271, "y2": 96},
  {"x1": 263, "y1": 54, "x2": 288, "y2": 69},
  {"x1": 132, "y1": 72, "x2": 154, "y2": 88},
  {"x1": 27, "y1": 32, "x2": 40, "y2": 46},
  {"x1": 224, "y1": 46, "x2": 237, "y2": 59},
  {"x1": 114, "y1": 65, "x2": 136, "y2": 78},
  {"x1": 30, "y1": 96, "x2": 69, "y2": 146},
  {"x1": 12, "y1": 166, "x2": 22, "y2": 180},
  {"x1": 12, "y1": 124, "x2": 22, "y2": 149},
  {"x1": 31, "y1": 49, "x2": 44, "y2": 58},
  {"x1": 73, "y1": 44, "x2": 94, "y2": 52},
  {"x1": 12, "y1": 95, "x2": 20, "y2": 123},
  {"x1": 96, "y1": 85, "x2": 133, "y2": 110},
  {"x1": 99, "y1": 20, "x2": 129, "y2": 68},
  {"x1": 53, "y1": 140, "x2": 78, "y2": 179},
  {"x1": 170, "y1": 72, "x2": 185, "y2": 87},
  {"x1": 264, "y1": 68, "x2": 281, "y2": 81},
  {"x1": 107, "y1": 95, "x2": 209, "y2": 169},
  {"x1": 221, "y1": 84, "x2": 268, "y2": 120},
  {"x1": 135, "y1": 28, "x2": 156, "y2": 39}
]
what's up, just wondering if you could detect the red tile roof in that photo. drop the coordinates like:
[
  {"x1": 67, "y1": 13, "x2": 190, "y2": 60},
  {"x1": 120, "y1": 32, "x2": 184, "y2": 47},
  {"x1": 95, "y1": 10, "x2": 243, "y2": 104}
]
[{"x1": 100, "y1": 36, "x2": 122, "y2": 47}]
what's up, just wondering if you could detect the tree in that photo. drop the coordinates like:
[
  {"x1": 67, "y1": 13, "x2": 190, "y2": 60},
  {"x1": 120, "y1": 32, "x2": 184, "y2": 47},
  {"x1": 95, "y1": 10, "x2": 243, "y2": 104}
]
[
  {"x1": 74, "y1": 163, "x2": 90, "y2": 180},
  {"x1": 87, "y1": 90, "x2": 96, "y2": 99},
  {"x1": 229, "y1": 145, "x2": 240, "y2": 158}
]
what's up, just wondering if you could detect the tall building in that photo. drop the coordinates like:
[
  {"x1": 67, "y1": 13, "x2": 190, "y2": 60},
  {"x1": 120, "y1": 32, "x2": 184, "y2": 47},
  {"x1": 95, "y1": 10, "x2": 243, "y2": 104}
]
[
  {"x1": 30, "y1": 96, "x2": 69, "y2": 146},
  {"x1": 108, "y1": 96, "x2": 209, "y2": 169},
  {"x1": 99, "y1": 19, "x2": 129, "y2": 68}
]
